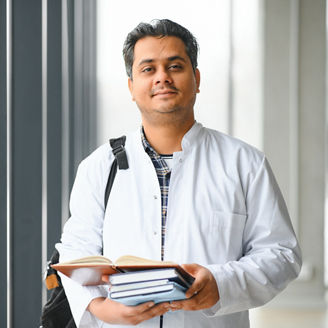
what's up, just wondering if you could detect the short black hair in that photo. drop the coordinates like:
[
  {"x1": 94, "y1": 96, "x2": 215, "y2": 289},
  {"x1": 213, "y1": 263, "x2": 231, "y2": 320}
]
[{"x1": 123, "y1": 19, "x2": 199, "y2": 79}]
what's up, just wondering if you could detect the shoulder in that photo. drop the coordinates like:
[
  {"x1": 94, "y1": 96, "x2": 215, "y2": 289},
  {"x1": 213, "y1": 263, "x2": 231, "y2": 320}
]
[
  {"x1": 200, "y1": 127, "x2": 266, "y2": 183},
  {"x1": 77, "y1": 131, "x2": 137, "y2": 178},
  {"x1": 79, "y1": 142, "x2": 113, "y2": 172},
  {"x1": 70, "y1": 143, "x2": 113, "y2": 195},
  {"x1": 202, "y1": 127, "x2": 264, "y2": 161}
]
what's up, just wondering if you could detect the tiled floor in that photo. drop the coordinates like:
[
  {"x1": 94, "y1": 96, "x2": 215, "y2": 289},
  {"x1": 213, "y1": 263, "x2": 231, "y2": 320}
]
[{"x1": 250, "y1": 308, "x2": 328, "y2": 328}]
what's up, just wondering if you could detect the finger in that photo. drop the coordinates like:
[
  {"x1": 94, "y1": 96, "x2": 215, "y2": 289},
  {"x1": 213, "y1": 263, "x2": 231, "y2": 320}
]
[
  {"x1": 187, "y1": 290, "x2": 208, "y2": 308},
  {"x1": 171, "y1": 286, "x2": 210, "y2": 309},
  {"x1": 101, "y1": 275, "x2": 109, "y2": 283},
  {"x1": 170, "y1": 297, "x2": 199, "y2": 311},
  {"x1": 134, "y1": 302, "x2": 170, "y2": 323},
  {"x1": 185, "y1": 285, "x2": 200, "y2": 299},
  {"x1": 169, "y1": 299, "x2": 186, "y2": 311},
  {"x1": 185, "y1": 276, "x2": 206, "y2": 298},
  {"x1": 146, "y1": 302, "x2": 170, "y2": 316},
  {"x1": 147, "y1": 302, "x2": 170, "y2": 316},
  {"x1": 173, "y1": 286, "x2": 218, "y2": 311},
  {"x1": 130, "y1": 301, "x2": 156, "y2": 315}
]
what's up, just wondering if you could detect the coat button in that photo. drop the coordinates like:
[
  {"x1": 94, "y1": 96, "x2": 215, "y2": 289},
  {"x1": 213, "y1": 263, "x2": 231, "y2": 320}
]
[{"x1": 153, "y1": 195, "x2": 158, "y2": 200}]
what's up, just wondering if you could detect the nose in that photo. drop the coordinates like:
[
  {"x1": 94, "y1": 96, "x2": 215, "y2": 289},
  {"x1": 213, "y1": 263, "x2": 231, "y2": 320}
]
[{"x1": 154, "y1": 68, "x2": 172, "y2": 85}]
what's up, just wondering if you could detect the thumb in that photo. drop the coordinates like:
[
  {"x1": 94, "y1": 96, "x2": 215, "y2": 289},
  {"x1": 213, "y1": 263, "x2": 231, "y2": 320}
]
[
  {"x1": 181, "y1": 264, "x2": 206, "y2": 298},
  {"x1": 181, "y1": 263, "x2": 200, "y2": 275}
]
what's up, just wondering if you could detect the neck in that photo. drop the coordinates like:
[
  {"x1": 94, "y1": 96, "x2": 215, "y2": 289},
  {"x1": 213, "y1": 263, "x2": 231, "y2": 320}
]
[{"x1": 142, "y1": 119, "x2": 195, "y2": 154}]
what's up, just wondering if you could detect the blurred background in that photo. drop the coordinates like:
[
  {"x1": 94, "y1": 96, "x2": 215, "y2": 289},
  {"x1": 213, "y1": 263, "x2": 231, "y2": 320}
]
[{"x1": 0, "y1": 0, "x2": 327, "y2": 327}]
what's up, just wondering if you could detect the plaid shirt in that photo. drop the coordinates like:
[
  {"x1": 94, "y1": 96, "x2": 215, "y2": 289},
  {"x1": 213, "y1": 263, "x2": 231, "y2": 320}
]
[{"x1": 141, "y1": 129, "x2": 172, "y2": 261}]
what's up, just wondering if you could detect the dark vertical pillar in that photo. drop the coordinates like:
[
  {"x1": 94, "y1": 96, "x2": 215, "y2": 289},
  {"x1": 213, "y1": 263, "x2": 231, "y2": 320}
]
[
  {"x1": 68, "y1": 0, "x2": 77, "y2": 191},
  {"x1": 47, "y1": 0, "x2": 62, "y2": 260},
  {"x1": 12, "y1": 0, "x2": 42, "y2": 326},
  {"x1": 0, "y1": 0, "x2": 8, "y2": 326}
]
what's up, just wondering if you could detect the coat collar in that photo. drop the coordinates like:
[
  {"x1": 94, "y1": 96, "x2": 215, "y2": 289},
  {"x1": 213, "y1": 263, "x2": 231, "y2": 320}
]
[
  {"x1": 180, "y1": 121, "x2": 203, "y2": 152},
  {"x1": 133, "y1": 121, "x2": 204, "y2": 156}
]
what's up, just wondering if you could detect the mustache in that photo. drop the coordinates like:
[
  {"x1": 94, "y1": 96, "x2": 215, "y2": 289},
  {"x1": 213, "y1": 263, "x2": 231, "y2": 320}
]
[{"x1": 150, "y1": 86, "x2": 179, "y2": 96}]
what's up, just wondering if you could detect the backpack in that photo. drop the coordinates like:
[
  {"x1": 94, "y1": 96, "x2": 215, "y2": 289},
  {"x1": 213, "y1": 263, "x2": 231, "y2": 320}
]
[{"x1": 40, "y1": 136, "x2": 128, "y2": 328}]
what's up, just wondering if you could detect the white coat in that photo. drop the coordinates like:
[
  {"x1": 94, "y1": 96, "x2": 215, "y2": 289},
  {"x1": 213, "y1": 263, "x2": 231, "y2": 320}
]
[{"x1": 56, "y1": 122, "x2": 302, "y2": 328}]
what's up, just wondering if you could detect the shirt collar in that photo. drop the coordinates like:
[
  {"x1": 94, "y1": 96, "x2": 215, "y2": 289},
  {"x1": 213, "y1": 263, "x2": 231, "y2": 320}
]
[{"x1": 140, "y1": 127, "x2": 159, "y2": 158}]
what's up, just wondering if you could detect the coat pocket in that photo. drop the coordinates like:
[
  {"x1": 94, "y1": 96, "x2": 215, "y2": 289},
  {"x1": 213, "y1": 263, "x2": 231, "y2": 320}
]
[
  {"x1": 211, "y1": 210, "x2": 246, "y2": 230},
  {"x1": 210, "y1": 211, "x2": 247, "y2": 260}
]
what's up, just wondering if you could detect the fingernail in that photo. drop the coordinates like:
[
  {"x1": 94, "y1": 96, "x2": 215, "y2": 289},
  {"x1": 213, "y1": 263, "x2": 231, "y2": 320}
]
[{"x1": 148, "y1": 302, "x2": 154, "y2": 308}]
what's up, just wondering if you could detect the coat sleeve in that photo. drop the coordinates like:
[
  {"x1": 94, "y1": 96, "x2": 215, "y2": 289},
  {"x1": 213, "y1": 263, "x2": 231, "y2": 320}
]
[
  {"x1": 56, "y1": 150, "x2": 112, "y2": 327},
  {"x1": 203, "y1": 156, "x2": 302, "y2": 316}
]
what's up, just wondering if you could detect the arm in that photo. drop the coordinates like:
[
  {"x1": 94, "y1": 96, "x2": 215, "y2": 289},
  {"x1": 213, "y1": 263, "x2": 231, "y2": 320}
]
[
  {"x1": 87, "y1": 298, "x2": 170, "y2": 325},
  {"x1": 56, "y1": 156, "x2": 110, "y2": 326},
  {"x1": 172, "y1": 157, "x2": 301, "y2": 315}
]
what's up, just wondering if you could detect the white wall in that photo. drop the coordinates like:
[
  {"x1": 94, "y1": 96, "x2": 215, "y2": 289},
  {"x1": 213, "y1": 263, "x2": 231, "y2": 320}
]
[
  {"x1": 96, "y1": 0, "x2": 263, "y2": 150},
  {"x1": 262, "y1": 0, "x2": 326, "y2": 308}
]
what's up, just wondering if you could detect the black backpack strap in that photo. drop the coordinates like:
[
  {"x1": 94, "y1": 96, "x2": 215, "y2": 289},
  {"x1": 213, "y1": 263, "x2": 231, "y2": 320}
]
[
  {"x1": 104, "y1": 136, "x2": 128, "y2": 208},
  {"x1": 110, "y1": 136, "x2": 129, "y2": 169}
]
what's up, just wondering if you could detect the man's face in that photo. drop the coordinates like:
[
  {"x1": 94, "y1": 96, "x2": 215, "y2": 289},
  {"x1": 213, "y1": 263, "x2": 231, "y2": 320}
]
[{"x1": 128, "y1": 36, "x2": 200, "y2": 126}]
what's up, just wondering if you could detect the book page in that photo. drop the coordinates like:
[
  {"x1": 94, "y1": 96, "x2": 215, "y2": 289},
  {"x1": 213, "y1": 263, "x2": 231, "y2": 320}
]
[
  {"x1": 57, "y1": 255, "x2": 113, "y2": 266},
  {"x1": 51, "y1": 254, "x2": 194, "y2": 286},
  {"x1": 115, "y1": 255, "x2": 176, "y2": 267}
]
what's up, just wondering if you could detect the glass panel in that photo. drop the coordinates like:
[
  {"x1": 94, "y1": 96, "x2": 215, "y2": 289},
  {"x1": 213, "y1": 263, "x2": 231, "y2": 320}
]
[{"x1": 232, "y1": 0, "x2": 263, "y2": 150}]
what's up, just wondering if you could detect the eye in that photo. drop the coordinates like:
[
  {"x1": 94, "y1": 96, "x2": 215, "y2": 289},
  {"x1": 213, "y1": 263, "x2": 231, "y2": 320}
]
[
  {"x1": 169, "y1": 64, "x2": 183, "y2": 71},
  {"x1": 141, "y1": 67, "x2": 153, "y2": 73}
]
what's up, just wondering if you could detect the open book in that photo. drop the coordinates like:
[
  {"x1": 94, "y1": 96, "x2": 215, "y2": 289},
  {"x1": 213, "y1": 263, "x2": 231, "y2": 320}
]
[{"x1": 52, "y1": 255, "x2": 193, "y2": 286}]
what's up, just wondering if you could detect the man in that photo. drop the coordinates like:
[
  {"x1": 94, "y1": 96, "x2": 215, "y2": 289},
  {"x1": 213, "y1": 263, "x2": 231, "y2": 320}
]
[{"x1": 57, "y1": 19, "x2": 301, "y2": 327}]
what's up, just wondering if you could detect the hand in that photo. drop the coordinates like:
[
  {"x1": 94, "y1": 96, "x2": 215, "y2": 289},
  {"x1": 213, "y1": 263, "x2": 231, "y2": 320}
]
[
  {"x1": 87, "y1": 297, "x2": 170, "y2": 325},
  {"x1": 170, "y1": 263, "x2": 220, "y2": 311}
]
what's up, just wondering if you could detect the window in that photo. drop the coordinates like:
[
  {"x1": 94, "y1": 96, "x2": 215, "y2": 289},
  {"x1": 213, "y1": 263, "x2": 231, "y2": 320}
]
[{"x1": 96, "y1": 0, "x2": 263, "y2": 150}]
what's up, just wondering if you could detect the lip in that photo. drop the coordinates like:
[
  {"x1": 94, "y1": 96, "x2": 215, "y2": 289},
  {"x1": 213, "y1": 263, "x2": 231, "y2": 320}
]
[{"x1": 153, "y1": 90, "x2": 178, "y2": 97}]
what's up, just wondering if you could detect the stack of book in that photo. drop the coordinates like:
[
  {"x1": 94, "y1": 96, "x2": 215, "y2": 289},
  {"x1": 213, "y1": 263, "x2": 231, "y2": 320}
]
[
  {"x1": 108, "y1": 267, "x2": 194, "y2": 306},
  {"x1": 52, "y1": 254, "x2": 194, "y2": 306}
]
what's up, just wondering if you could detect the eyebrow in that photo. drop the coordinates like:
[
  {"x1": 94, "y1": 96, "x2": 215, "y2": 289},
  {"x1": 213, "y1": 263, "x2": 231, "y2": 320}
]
[{"x1": 137, "y1": 55, "x2": 187, "y2": 67}]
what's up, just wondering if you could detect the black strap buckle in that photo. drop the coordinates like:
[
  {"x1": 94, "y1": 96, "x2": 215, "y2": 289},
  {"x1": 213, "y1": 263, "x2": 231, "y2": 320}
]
[
  {"x1": 112, "y1": 144, "x2": 124, "y2": 156},
  {"x1": 109, "y1": 136, "x2": 129, "y2": 170}
]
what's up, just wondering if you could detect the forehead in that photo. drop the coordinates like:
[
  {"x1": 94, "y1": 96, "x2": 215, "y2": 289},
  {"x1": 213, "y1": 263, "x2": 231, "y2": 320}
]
[{"x1": 133, "y1": 36, "x2": 189, "y2": 65}]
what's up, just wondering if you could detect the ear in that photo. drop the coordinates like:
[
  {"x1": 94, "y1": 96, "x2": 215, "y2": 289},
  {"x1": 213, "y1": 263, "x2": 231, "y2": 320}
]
[
  {"x1": 195, "y1": 68, "x2": 200, "y2": 93},
  {"x1": 128, "y1": 78, "x2": 135, "y2": 101}
]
